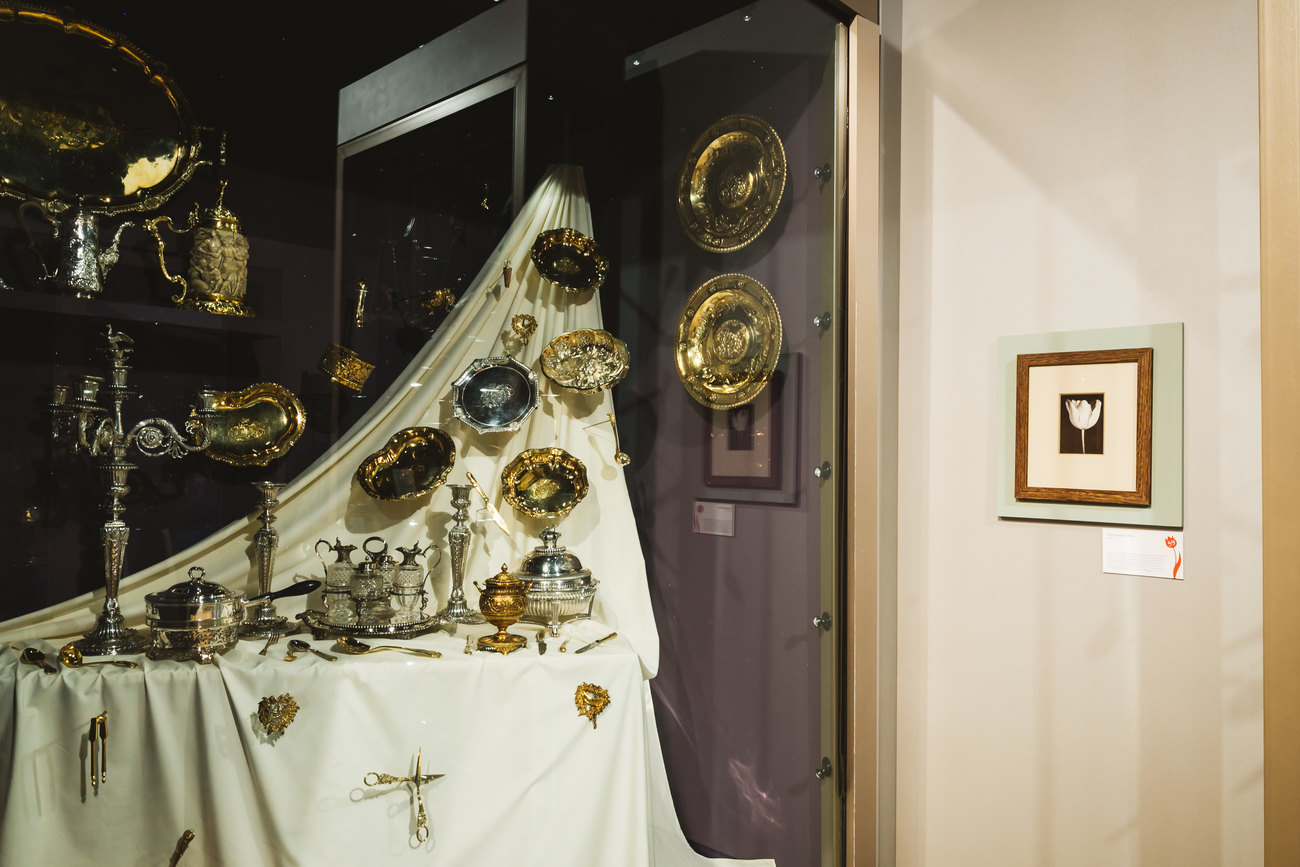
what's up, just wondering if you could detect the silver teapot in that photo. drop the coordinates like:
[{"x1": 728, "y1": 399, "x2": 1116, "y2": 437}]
[{"x1": 18, "y1": 201, "x2": 134, "y2": 298}]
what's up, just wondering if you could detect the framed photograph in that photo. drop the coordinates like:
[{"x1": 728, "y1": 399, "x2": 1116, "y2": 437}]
[
  {"x1": 1014, "y1": 347, "x2": 1153, "y2": 506},
  {"x1": 697, "y1": 354, "x2": 799, "y2": 505}
]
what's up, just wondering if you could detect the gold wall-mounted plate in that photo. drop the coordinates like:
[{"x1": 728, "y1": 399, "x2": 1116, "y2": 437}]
[
  {"x1": 356, "y1": 426, "x2": 457, "y2": 501},
  {"x1": 529, "y1": 228, "x2": 608, "y2": 292},
  {"x1": 540, "y1": 329, "x2": 631, "y2": 393},
  {"x1": 676, "y1": 114, "x2": 786, "y2": 253},
  {"x1": 675, "y1": 273, "x2": 783, "y2": 410},
  {"x1": 204, "y1": 383, "x2": 306, "y2": 467},
  {"x1": 501, "y1": 447, "x2": 589, "y2": 520}
]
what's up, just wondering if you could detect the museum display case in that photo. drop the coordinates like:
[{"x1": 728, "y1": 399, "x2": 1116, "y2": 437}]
[{"x1": 0, "y1": 0, "x2": 860, "y2": 863}]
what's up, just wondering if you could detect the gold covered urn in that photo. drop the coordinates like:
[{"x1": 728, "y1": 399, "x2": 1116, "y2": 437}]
[{"x1": 474, "y1": 564, "x2": 528, "y2": 654}]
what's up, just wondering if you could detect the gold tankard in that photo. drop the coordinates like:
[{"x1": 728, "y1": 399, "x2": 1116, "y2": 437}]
[{"x1": 145, "y1": 180, "x2": 253, "y2": 316}]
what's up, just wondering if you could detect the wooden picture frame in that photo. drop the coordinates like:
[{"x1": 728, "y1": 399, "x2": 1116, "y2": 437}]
[{"x1": 1014, "y1": 347, "x2": 1153, "y2": 506}]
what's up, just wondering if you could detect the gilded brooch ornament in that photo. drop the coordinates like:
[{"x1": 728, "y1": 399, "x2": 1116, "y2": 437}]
[
  {"x1": 574, "y1": 682, "x2": 611, "y2": 729},
  {"x1": 257, "y1": 693, "x2": 300, "y2": 735}
]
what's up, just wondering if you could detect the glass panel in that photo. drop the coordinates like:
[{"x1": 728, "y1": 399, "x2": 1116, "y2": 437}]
[{"x1": 617, "y1": 1, "x2": 844, "y2": 863}]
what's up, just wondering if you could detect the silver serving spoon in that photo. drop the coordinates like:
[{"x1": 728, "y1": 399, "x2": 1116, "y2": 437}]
[
  {"x1": 59, "y1": 644, "x2": 139, "y2": 669},
  {"x1": 288, "y1": 639, "x2": 337, "y2": 662},
  {"x1": 21, "y1": 647, "x2": 58, "y2": 674},
  {"x1": 335, "y1": 636, "x2": 441, "y2": 658}
]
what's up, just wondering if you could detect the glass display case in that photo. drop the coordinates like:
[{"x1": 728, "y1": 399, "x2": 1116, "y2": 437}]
[{"x1": 616, "y1": 1, "x2": 847, "y2": 863}]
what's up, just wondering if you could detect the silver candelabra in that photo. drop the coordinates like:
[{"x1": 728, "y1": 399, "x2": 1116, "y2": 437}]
[{"x1": 48, "y1": 325, "x2": 217, "y2": 655}]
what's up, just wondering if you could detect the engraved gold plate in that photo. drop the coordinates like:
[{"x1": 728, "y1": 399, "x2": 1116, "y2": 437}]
[
  {"x1": 540, "y1": 329, "x2": 631, "y2": 393},
  {"x1": 675, "y1": 273, "x2": 783, "y2": 409},
  {"x1": 529, "y1": 228, "x2": 608, "y2": 292},
  {"x1": 676, "y1": 114, "x2": 786, "y2": 253},
  {"x1": 204, "y1": 383, "x2": 306, "y2": 467},
  {"x1": 501, "y1": 448, "x2": 589, "y2": 520},
  {"x1": 575, "y1": 682, "x2": 611, "y2": 729},
  {"x1": 0, "y1": 4, "x2": 202, "y2": 213},
  {"x1": 356, "y1": 427, "x2": 456, "y2": 501}
]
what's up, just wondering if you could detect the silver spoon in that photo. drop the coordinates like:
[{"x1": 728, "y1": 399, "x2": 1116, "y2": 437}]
[
  {"x1": 21, "y1": 647, "x2": 57, "y2": 674},
  {"x1": 288, "y1": 639, "x2": 337, "y2": 662},
  {"x1": 335, "y1": 636, "x2": 441, "y2": 658},
  {"x1": 59, "y1": 644, "x2": 139, "y2": 669}
]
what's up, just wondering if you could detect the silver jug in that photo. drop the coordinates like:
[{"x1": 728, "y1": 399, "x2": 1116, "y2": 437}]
[{"x1": 18, "y1": 202, "x2": 134, "y2": 298}]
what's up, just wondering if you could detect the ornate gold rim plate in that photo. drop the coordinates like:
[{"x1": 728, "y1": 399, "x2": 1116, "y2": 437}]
[
  {"x1": 501, "y1": 448, "x2": 589, "y2": 520},
  {"x1": 675, "y1": 273, "x2": 783, "y2": 410},
  {"x1": 540, "y1": 329, "x2": 631, "y2": 393},
  {"x1": 676, "y1": 114, "x2": 787, "y2": 253},
  {"x1": 529, "y1": 228, "x2": 609, "y2": 292},
  {"x1": 203, "y1": 382, "x2": 306, "y2": 467},
  {"x1": 356, "y1": 426, "x2": 457, "y2": 501},
  {"x1": 0, "y1": 3, "x2": 205, "y2": 214}
]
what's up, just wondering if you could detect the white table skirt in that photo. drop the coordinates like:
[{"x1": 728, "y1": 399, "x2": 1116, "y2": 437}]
[{"x1": 0, "y1": 626, "x2": 653, "y2": 866}]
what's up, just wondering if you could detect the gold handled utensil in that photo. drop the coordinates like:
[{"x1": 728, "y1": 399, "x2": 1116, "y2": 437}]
[
  {"x1": 336, "y1": 636, "x2": 441, "y2": 658},
  {"x1": 465, "y1": 471, "x2": 511, "y2": 536},
  {"x1": 573, "y1": 632, "x2": 618, "y2": 654}
]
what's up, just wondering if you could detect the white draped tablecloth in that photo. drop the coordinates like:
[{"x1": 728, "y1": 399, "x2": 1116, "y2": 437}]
[{"x1": 1, "y1": 626, "x2": 653, "y2": 866}]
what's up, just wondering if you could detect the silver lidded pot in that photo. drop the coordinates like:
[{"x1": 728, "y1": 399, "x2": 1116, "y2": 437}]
[
  {"x1": 516, "y1": 527, "x2": 598, "y2": 635},
  {"x1": 145, "y1": 566, "x2": 319, "y2": 663}
]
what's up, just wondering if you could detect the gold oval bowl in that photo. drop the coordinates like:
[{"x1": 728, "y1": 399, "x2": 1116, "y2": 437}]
[
  {"x1": 204, "y1": 382, "x2": 306, "y2": 467},
  {"x1": 675, "y1": 273, "x2": 783, "y2": 410},
  {"x1": 529, "y1": 228, "x2": 609, "y2": 292},
  {"x1": 540, "y1": 329, "x2": 631, "y2": 393},
  {"x1": 501, "y1": 447, "x2": 589, "y2": 520},
  {"x1": 356, "y1": 426, "x2": 457, "y2": 501},
  {"x1": 676, "y1": 114, "x2": 787, "y2": 253}
]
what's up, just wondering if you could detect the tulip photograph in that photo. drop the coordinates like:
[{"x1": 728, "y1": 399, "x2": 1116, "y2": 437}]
[{"x1": 1060, "y1": 393, "x2": 1104, "y2": 454}]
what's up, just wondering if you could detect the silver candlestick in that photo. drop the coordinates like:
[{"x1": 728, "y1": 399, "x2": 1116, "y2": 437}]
[
  {"x1": 438, "y1": 484, "x2": 484, "y2": 624},
  {"x1": 48, "y1": 325, "x2": 217, "y2": 655},
  {"x1": 239, "y1": 481, "x2": 294, "y2": 638}
]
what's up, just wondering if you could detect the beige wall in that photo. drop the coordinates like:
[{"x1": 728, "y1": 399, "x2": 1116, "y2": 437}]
[{"x1": 893, "y1": 1, "x2": 1262, "y2": 864}]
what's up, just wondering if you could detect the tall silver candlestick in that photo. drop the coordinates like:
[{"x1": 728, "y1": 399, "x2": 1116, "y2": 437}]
[
  {"x1": 438, "y1": 484, "x2": 484, "y2": 624},
  {"x1": 239, "y1": 481, "x2": 294, "y2": 638},
  {"x1": 48, "y1": 325, "x2": 217, "y2": 656}
]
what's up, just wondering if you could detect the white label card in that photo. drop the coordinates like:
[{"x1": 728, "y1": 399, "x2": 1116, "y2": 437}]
[
  {"x1": 692, "y1": 502, "x2": 736, "y2": 537},
  {"x1": 1102, "y1": 528, "x2": 1184, "y2": 580}
]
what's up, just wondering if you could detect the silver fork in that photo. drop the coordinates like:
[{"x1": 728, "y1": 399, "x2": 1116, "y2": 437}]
[{"x1": 259, "y1": 634, "x2": 280, "y2": 656}]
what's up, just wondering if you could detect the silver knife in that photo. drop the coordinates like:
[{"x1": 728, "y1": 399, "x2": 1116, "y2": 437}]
[{"x1": 573, "y1": 632, "x2": 617, "y2": 654}]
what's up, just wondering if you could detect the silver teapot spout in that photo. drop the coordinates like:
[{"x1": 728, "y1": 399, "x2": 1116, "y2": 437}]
[{"x1": 17, "y1": 201, "x2": 134, "y2": 299}]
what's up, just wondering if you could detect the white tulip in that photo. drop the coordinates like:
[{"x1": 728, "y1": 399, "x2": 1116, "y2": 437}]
[{"x1": 1065, "y1": 398, "x2": 1102, "y2": 452}]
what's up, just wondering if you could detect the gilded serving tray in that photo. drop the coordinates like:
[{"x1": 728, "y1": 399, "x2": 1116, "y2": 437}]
[
  {"x1": 501, "y1": 447, "x2": 589, "y2": 520},
  {"x1": 540, "y1": 329, "x2": 630, "y2": 393},
  {"x1": 356, "y1": 426, "x2": 456, "y2": 501},
  {"x1": 204, "y1": 382, "x2": 306, "y2": 467},
  {"x1": 675, "y1": 273, "x2": 783, "y2": 410},
  {"x1": 529, "y1": 228, "x2": 608, "y2": 292},
  {"x1": 676, "y1": 114, "x2": 786, "y2": 253},
  {"x1": 452, "y1": 356, "x2": 540, "y2": 434}
]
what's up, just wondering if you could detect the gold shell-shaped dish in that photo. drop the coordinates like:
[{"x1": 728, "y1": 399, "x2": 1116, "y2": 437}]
[
  {"x1": 356, "y1": 427, "x2": 457, "y2": 501},
  {"x1": 501, "y1": 447, "x2": 589, "y2": 520},
  {"x1": 204, "y1": 382, "x2": 306, "y2": 467},
  {"x1": 676, "y1": 114, "x2": 787, "y2": 253},
  {"x1": 540, "y1": 329, "x2": 631, "y2": 393},
  {"x1": 675, "y1": 273, "x2": 783, "y2": 410},
  {"x1": 529, "y1": 228, "x2": 609, "y2": 292}
]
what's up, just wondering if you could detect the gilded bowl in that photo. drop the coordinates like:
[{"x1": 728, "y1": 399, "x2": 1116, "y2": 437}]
[
  {"x1": 204, "y1": 382, "x2": 306, "y2": 467},
  {"x1": 356, "y1": 426, "x2": 457, "y2": 501},
  {"x1": 501, "y1": 447, "x2": 589, "y2": 520},
  {"x1": 540, "y1": 329, "x2": 630, "y2": 393},
  {"x1": 529, "y1": 228, "x2": 608, "y2": 292}
]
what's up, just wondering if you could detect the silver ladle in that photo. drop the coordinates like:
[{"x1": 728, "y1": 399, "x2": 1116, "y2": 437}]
[
  {"x1": 59, "y1": 644, "x2": 139, "y2": 669},
  {"x1": 335, "y1": 636, "x2": 441, "y2": 658}
]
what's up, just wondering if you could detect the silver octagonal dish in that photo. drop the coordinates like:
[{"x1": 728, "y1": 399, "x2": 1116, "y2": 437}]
[{"x1": 451, "y1": 356, "x2": 540, "y2": 434}]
